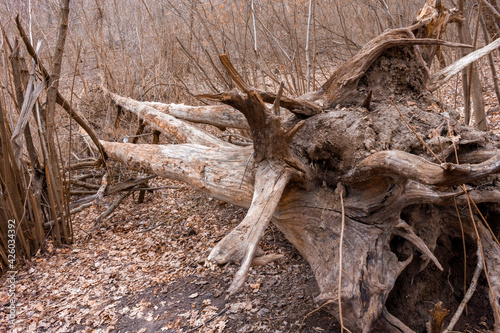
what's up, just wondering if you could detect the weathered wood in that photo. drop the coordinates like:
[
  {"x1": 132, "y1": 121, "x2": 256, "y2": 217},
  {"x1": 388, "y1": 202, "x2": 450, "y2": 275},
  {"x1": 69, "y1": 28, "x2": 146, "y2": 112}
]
[
  {"x1": 102, "y1": 86, "x2": 234, "y2": 148},
  {"x1": 213, "y1": 164, "x2": 294, "y2": 294},
  {"x1": 143, "y1": 101, "x2": 249, "y2": 129},
  {"x1": 343, "y1": 150, "x2": 500, "y2": 187},
  {"x1": 100, "y1": 141, "x2": 254, "y2": 207},
  {"x1": 100, "y1": 2, "x2": 500, "y2": 331},
  {"x1": 429, "y1": 36, "x2": 500, "y2": 91}
]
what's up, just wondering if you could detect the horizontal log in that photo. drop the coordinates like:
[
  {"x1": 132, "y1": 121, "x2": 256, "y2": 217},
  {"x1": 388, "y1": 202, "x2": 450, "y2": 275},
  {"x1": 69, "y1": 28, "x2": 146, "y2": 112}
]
[{"x1": 100, "y1": 141, "x2": 254, "y2": 207}]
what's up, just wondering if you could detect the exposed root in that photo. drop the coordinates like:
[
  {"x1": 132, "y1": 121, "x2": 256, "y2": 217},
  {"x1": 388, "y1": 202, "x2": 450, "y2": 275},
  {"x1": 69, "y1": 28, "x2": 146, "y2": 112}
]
[
  {"x1": 250, "y1": 253, "x2": 284, "y2": 267},
  {"x1": 393, "y1": 218, "x2": 443, "y2": 271},
  {"x1": 208, "y1": 164, "x2": 294, "y2": 294},
  {"x1": 443, "y1": 242, "x2": 483, "y2": 333},
  {"x1": 380, "y1": 308, "x2": 416, "y2": 333}
]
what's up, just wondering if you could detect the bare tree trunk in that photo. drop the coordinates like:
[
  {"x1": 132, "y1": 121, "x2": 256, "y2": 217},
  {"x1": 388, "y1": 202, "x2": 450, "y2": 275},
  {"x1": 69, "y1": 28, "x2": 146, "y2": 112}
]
[{"x1": 457, "y1": 0, "x2": 487, "y2": 130}]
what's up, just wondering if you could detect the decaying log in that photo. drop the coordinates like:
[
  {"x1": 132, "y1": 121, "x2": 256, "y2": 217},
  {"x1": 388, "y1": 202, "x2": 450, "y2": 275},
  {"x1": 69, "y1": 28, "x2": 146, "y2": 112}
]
[
  {"x1": 101, "y1": 86, "x2": 233, "y2": 148},
  {"x1": 99, "y1": 2, "x2": 500, "y2": 331},
  {"x1": 100, "y1": 141, "x2": 254, "y2": 207}
]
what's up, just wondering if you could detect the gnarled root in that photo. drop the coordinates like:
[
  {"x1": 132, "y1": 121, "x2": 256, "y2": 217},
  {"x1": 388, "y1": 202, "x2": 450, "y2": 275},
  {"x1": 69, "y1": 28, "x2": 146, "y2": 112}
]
[{"x1": 209, "y1": 163, "x2": 294, "y2": 294}]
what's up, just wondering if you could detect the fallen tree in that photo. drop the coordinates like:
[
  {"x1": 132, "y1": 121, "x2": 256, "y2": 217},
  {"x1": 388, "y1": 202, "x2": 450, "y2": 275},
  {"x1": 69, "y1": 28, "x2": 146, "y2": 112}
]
[{"x1": 99, "y1": 2, "x2": 500, "y2": 331}]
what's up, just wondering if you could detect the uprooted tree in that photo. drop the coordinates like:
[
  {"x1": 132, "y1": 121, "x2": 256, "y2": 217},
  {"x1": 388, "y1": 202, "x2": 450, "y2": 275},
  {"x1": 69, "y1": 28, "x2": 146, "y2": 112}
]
[{"x1": 98, "y1": 2, "x2": 500, "y2": 332}]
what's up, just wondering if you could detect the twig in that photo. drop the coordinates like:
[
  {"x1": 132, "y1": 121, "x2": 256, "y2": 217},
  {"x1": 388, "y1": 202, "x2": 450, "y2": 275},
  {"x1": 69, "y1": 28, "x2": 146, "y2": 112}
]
[
  {"x1": 70, "y1": 190, "x2": 98, "y2": 195},
  {"x1": 125, "y1": 185, "x2": 184, "y2": 191},
  {"x1": 15, "y1": 16, "x2": 108, "y2": 164},
  {"x1": 44, "y1": 202, "x2": 94, "y2": 228},
  {"x1": 65, "y1": 159, "x2": 100, "y2": 171},
  {"x1": 305, "y1": 0, "x2": 314, "y2": 93},
  {"x1": 463, "y1": 189, "x2": 500, "y2": 323},
  {"x1": 137, "y1": 218, "x2": 171, "y2": 233},
  {"x1": 338, "y1": 185, "x2": 351, "y2": 333},
  {"x1": 95, "y1": 172, "x2": 109, "y2": 205},
  {"x1": 453, "y1": 197, "x2": 467, "y2": 315},
  {"x1": 70, "y1": 202, "x2": 94, "y2": 215},
  {"x1": 186, "y1": 306, "x2": 228, "y2": 333},
  {"x1": 442, "y1": 242, "x2": 483, "y2": 333},
  {"x1": 469, "y1": 198, "x2": 500, "y2": 247},
  {"x1": 70, "y1": 179, "x2": 101, "y2": 190},
  {"x1": 95, "y1": 192, "x2": 130, "y2": 225}
]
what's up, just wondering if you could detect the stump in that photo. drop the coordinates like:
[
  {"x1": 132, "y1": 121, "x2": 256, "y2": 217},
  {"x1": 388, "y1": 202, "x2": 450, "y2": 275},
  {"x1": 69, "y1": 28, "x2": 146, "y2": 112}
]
[{"x1": 99, "y1": 2, "x2": 500, "y2": 331}]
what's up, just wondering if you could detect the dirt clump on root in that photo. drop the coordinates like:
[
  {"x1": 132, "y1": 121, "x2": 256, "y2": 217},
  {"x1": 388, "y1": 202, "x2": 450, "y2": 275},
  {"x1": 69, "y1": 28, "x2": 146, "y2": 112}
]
[{"x1": 360, "y1": 46, "x2": 428, "y2": 100}]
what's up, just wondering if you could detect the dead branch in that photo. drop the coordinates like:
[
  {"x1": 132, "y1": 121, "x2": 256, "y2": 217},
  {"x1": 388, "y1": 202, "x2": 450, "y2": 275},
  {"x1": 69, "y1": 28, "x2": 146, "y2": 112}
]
[
  {"x1": 143, "y1": 101, "x2": 249, "y2": 130},
  {"x1": 95, "y1": 192, "x2": 131, "y2": 225},
  {"x1": 15, "y1": 15, "x2": 108, "y2": 163},
  {"x1": 69, "y1": 179, "x2": 101, "y2": 190},
  {"x1": 429, "y1": 37, "x2": 500, "y2": 91},
  {"x1": 344, "y1": 150, "x2": 500, "y2": 187},
  {"x1": 102, "y1": 85, "x2": 233, "y2": 148},
  {"x1": 95, "y1": 172, "x2": 109, "y2": 204}
]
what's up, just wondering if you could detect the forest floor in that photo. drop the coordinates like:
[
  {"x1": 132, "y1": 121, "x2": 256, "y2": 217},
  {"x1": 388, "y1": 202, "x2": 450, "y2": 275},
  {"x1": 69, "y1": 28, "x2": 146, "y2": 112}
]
[
  {"x1": 1, "y1": 178, "x2": 340, "y2": 333},
  {"x1": 2, "y1": 62, "x2": 500, "y2": 332}
]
